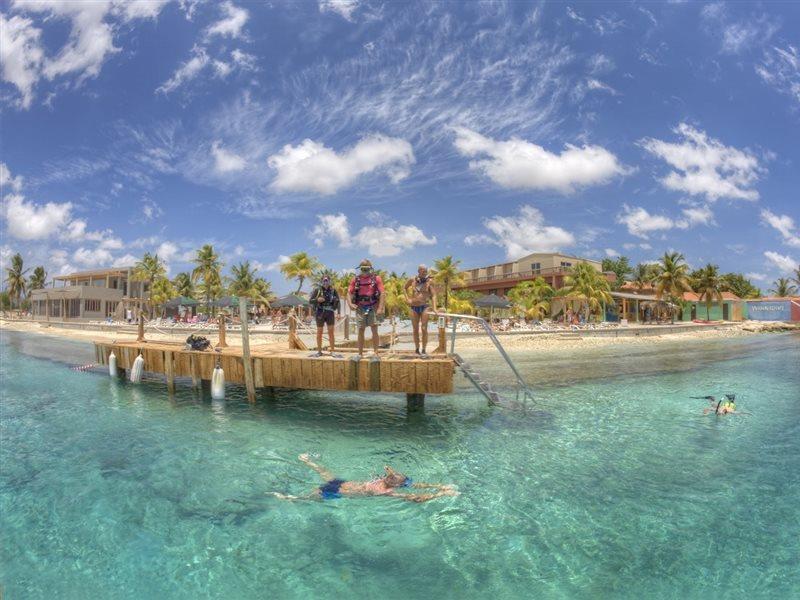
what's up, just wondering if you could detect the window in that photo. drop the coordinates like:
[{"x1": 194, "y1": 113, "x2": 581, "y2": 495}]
[
  {"x1": 50, "y1": 300, "x2": 61, "y2": 317},
  {"x1": 106, "y1": 301, "x2": 117, "y2": 318},
  {"x1": 67, "y1": 299, "x2": 81, "y2": 318},
  {"x1": 84, "y1": 299, "x2": 101, "y2": 312},
  {"x1": 486, "y1": 266, "x2": 496, "y2": 277},
  {"x1": 502, "y1": 263, "x2": 513, "y2": 274},
  {"x1": 560, "y1": 261, "x2": 572, "y2": 268},
  {"x1": 531, "y1": 262, "x2": 541, "y2": 274}
]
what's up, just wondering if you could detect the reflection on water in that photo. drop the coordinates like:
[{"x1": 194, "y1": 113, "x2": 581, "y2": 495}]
[{"x1": 1, "y1": 329, "x2": 799, "y2": 599}]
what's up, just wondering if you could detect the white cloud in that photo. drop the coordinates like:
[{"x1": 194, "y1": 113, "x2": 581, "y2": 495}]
[
  {"x1": 604, "y1": 248, "x2": 620, "y2": 257},
  {"x1": 266, "y1": 255, "x2": 290, "y2": 271},
  {"x1": 353, "y1": 225, "x2": 436, "y2": 257},
  {"x1": 640, "y1": 123, "x2": 762, "y2": 201},
  {"x1": 62, "y1": 218, "x2": 107, "y2": 242},
  {"x1": 73, "y1": 246, "x2": 113, "y2": 268},
  {"x1": 156, "y1": 241, "x2": 179, "y2": 263},
  {"x1": 156, "y1": 45, "x2": 209, "y2": 94},
  {"x1": 2, "y1": 193, "x2": 72, "y2": 240},
  {"x1": 310, "y1": 213, "x2": 351, "y2": 248},
  {"x1": 586, "y1": 78, "x2": 618, "y2": 95},
  {"x1": 206, "y1": 1, "x2": 249, "y2": 39},
  {"x1": 761, "y1": 209, "x2": 800, "y2": 248},
  {"x1": 465, "y1": 205, "x2": 575, "y2": 259},
  {"x1": 0, "y1": 162, "x2": 24, "y2": 192},
  {"x1": 211, "y1": 141, "x2": 246, "y2": 173},
  {"x1": 764, "y1": 251, "x2": 798, "y2": 274},
  {"x1": 757, "y1": 45, "x2": 800, "y2": 106},
  {"x1": 701, "y1": 3, "x2": 778, "y2": 55},
  {"x1": 319, "y1": 0, "x2": 360, "y2": 21},
  {"x1": 310, "y1": 213, "x2": 436, "y2": 257},
  {"x1": 268, "y1": 135, "x2": 415, "y2": 195},
  {"x1": 112, "y1": 253, "x2": 138, "y2": 268},
  {"x1": 588, "y1": 54, "x2": 614, "y2": 74},
  {"x1": 452, "y1": 127, "x2": 628, "y2": 194},
  {"x1": 745, "y1": 272, "x2": 768, "y2": 282},
  {"x1": 231, "y1": 49, "x2": 256, "y2": 70},
  {"x1": 676, "y1": 205, "x2": 714, "y2": 229},
  {"x1": 0, "y1": 14, "x2": 44, "y2": 108},
  {"x1": 616, "y1": 205, "x2": 674, "y2": 239}
]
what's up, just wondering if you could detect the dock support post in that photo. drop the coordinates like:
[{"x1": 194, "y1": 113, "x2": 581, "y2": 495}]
[
  {"x1": 406, "y1": 393, "x2": 425, "y2": 412},
  {"x1": 165, "y1": 351, "x2": 175, "y2": 394},
  {"x1": 434, "y1": 316, "x2": 447, "y2": 354},
  {"x1": 116, "y1": 366, "x2": 126, "y2": 379},
  {"x1": 344, "y1": 315, "x2": 350, "y2": 340},
  {"x1": 240, "y1": 297, "x2": 256, "y2": 403},
  {"x1": 217, "y1": 316, "x2": 227, "y2": 348},
  {"x1": 137, "y1": 312, "x2": 145, "y2": 342}
]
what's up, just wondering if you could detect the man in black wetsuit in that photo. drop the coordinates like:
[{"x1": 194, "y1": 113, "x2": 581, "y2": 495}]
[{"x1": 309, "y1": 275, "x2": 340, "y2": 355}]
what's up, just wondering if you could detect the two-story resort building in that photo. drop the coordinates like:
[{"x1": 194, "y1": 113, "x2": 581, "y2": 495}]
[
  {"x1": 29, "y1": 267, "x2": 148, "y2": 322},
  {"x1": 455, "y1": 252, "x2": 610, "y2": 297}
]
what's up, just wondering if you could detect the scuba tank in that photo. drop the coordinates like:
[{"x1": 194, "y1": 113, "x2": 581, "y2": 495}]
[{"x1": 108, "y1": 351, "x2": 117, "y2": 377}]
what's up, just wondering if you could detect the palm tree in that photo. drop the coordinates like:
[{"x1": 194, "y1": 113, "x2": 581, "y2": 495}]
[
  {"x1": 5, "y1": 253, "x2": 28, "y2": 313},
  {"x1": 433, "y1": 255, "x2": 465, "y2": 312},
  {"x1": 557, "y1": 262, "x2": 612, "y2": 322},
  {"x1": 508, "y1": 278, "x2": 554, "y2": 321},
  {"x1": 382, "y1": 273, "x2": 409, "y2": 320},
  {"x1": 448, "y1": 289, "x2": 477, "y2": 315},
  {"x1": 172, "y1": 272, "x2": 194, "y2": 298},
  {"x1": 280, "y1": 252, "x2": 321, "y2": 293},
  {"x1": 252, "y1": 278, "x2": 274, "y2": 307},
  {"x1": 28, "y1": 266, "x2": 47, "y2": 291},
  {"x1": 192, "y1": 245, "x2": 223, "y2": 311},
  {"x1": 149, "y1": 277, "x2": 177, "y2": 317},
  {"x1": 631, "y1": 263, "x2": 656, "y2": 292},
  {"x1": 793, "y1": 267, "x2": 800, "y2": 289},
  {"x1": 692, "y1": 263, "x2": 724, "y2": 320},
  {"x1": 769, "y1": 278, "x2": 798, "y2": 297},
  {"x1": 229, "y1": 261, "x2": 259, "y2": 297},
  {"x1": 653, "y1": 252, "x2": 691, "y2": 323}
]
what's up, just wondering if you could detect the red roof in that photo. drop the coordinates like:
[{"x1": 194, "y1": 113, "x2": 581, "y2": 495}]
[{"x1": 683, "y1": 291, "x2": 741, "y2": 301}]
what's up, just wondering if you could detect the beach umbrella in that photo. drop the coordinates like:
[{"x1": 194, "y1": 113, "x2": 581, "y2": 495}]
[
  {"x1": 214, "y1": 295, "x2": 246, "y2": 308},
  {"x1": 474, "y1": 293, "x2": 511, "y2": 323},
  {"x1": 165, "y1": 296, "x2": 199, "y2": 308},
  {"x1": 271, "y1": 293, "x2": 310, "y2": 308}
]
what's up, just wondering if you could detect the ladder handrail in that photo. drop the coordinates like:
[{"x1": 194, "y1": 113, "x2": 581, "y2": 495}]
[{"x1": 436, "y1": 312, "x2": 530, "y2": 393}]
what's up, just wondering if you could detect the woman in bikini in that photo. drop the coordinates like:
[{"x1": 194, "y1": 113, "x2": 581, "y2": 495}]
[
  {"x1": 273, "y1": 454, "x2": 458, "y2": 503},
  {"x1": 404, "y1": 264, "x2": 438, "y2": 356}
]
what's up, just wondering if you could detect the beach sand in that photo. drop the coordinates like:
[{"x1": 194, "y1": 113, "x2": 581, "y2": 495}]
[{"x1": 2, "y1": 318, "x2": 796, "y2": 356}]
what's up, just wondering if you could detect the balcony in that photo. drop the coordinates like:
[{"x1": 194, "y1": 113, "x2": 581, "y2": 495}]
[{"x1": 458, "y1": 267, "x2": 570, "y2": 286}]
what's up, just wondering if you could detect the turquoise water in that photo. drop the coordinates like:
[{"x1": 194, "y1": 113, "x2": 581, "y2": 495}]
[{"x1": 1, "y1": 330, "x2": 799, "y2": 599}]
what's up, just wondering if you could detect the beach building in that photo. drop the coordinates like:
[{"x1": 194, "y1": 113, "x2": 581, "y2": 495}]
[
  {"x1": 456, "y1": 253, "x2": 610, "y2": 297},
  {"x1": 29, "y1": 267, "x2": 148, "y2": 322},
  {"x1": 680, "y1": 292, "x2": 745, "y2": 321},
  {"x1": 743, "y1": 297, "x2": 800, "y2": 322}
]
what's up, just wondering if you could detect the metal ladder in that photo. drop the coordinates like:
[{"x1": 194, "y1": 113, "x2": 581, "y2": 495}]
[{"x1": 438, "y1": 313, "x2": 534, "y2": 406}]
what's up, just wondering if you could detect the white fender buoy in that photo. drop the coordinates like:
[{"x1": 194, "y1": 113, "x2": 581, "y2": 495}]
[
  {"x1": 130, "y1": 353, "x2": 144, "y2": 383},
  {"x1": 211, "y1": 365, "x2": 225, "y2": 400},
  {"x1": 108, "y1": 351, "x2": 117, "y2": 377}
]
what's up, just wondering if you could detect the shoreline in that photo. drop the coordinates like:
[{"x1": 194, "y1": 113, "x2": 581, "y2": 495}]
[{"x1": 2, "y1": 318, "x2": 796, "y2": 355}]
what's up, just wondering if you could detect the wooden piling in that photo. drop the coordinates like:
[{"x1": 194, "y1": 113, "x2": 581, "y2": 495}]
[
  {"x1": 344, "y1": 315, "x2": 350, "y2": 340},
  {"x1": 217, "y1": 317, "x2": 227, "y2": 348},
  {"x1": 137, "y1": 313, "x2": 145, "y2": 342},
  {"x1": 434, "y1": 317, "x2": 447, "y2": 354},
  {"x1": 406, "y1": 393, "x2": 425, "y2": 412},
  {"x1": 239, "y1": 297, "x2": 256, "y2": 403},
  {"x1": 164, "y1": 350, "x2": 175, "y2": 393}
]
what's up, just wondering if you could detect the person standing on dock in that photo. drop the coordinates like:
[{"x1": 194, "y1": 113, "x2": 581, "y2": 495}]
[
  {"x1": 310, "y1": 274, "x2": 340, "y2": 355},
  {"x1": 404, "y1": 264, "x2": 438, "y2": 355},
  {"x1": 348, "y1": 259, "x2": 385, "y2": 357}
]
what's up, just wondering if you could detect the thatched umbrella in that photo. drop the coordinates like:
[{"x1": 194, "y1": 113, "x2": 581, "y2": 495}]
[{"x1": 474, "y1": 293, "x2": 511, "y2": 323}]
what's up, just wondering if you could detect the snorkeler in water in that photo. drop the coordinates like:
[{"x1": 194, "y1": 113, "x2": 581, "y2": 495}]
[
  {"x1": 702, "y1": 394, "x2": 738, "y2": 416},
  {"x1": 272, "y1": 454, "x2": 459, "y2": 502}
]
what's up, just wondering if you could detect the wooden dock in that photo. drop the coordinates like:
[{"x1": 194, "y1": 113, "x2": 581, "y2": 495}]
[{"x1": 93, "y1": 340, "x2": 455, "y2": 408}]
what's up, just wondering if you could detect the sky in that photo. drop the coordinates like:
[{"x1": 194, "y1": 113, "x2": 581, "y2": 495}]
[{"x1": 1, "y1": 0, "x2": 799, "y2": 294}]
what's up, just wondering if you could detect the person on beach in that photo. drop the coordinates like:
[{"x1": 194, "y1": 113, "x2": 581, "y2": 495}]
[
  {"x1": 347, "y1": 259, "x2": 385, "y2": 358},
  {"x1": 404, "y1": 265, "x2": 438, "y2": 355},
  {"x1": 272, "y1": 454, "x2": 459, "y2": 502},
  {"x1": 309, "y1": 275, "x2": 340, "y2": 356}
]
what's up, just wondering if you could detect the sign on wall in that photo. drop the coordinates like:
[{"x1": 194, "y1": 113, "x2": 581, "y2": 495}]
[{"x1": 746, "y1": 301, "x2": 791, "y2": 321}]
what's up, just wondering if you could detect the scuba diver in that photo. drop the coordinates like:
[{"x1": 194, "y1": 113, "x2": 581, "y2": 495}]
[
  {"x1": 347, "y1": 259, "x2": 385, "y2": 358},
  {"x1": 404, "y1": 264, "x2": 438, "y2": 356},
  {"x1": 700, "y1": 394, "x2": 738, "y2": 415},
  {"x1": 309, "y1": 274, "x2": 340, "y2": 356},
  {"x1": 272, "y1": 454, "x2": 459, "y2": 502}
]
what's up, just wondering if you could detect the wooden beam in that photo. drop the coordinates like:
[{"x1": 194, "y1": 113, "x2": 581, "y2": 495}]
[
  {"x1": 137, "y1": 313, "x2": 145, "y2": 342},
  {"x1": 240, "y1": 297, "x2": 256, "y2": 403},
  {"x1": 406, "y1": 393, "x2": 425, "y2": 412},
  {"x1": 165, "y1": 350, "x2": 175, "y2": 394},
  {"x1": 217, "y1": 317, "x2": 227, "y2": 348}
]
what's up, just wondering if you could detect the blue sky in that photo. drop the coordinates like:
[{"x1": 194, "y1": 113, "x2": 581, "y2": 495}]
[{"x1": 2, "y1": 0, "x2": 799, "y2": 293}]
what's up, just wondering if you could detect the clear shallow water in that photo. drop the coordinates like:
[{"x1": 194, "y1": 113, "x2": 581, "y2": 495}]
[{"x1": 1, "y1": 330, "x2": 799, "y2": 599}]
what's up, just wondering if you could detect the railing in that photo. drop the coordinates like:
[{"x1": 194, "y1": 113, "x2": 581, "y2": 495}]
[
  {"x1": 436, "y1": 312, "x2": 533, "y2": 402},
  {"x1": 459, "y1": 267, "x2": 570, "y2": 285}
]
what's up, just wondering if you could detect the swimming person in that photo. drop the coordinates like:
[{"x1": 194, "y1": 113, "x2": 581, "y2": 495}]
[
  {"x1": 703, "y1": 394, "x2": 738, "y2": 415},
  {"x1": 404, "y1": 264, "x2": 438, "y2": 355},
  {"x1": 272, "y1": 454, "x2": 459, "y2": 502},
  {"x1": 347, "y1": 259, "x2": 385, "y2": 358},
  {"x1": 309, "y1": 275, "x2": 340, "y2": 355}
]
